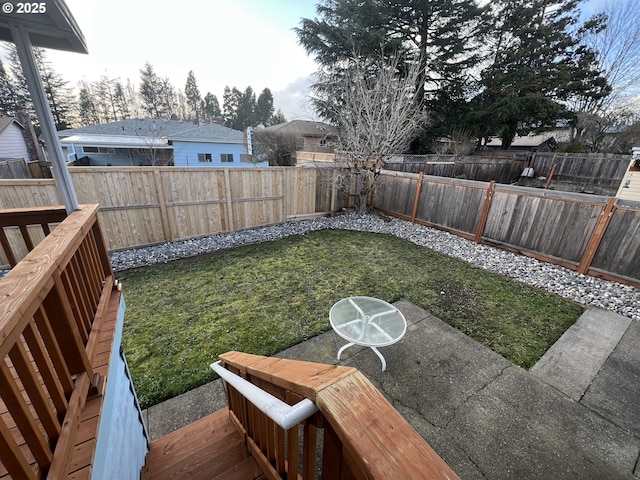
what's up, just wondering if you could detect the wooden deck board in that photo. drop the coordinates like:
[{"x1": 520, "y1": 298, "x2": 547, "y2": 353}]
[
  {"x1": 141, "y1": 408, "x2": 264, "y2": 480},
  {"x1": 0, "y1": 289, "x2": 121, "y2": 480}
]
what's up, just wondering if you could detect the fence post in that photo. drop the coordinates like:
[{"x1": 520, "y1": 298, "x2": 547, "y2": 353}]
[
  {"x1": 282, "y1": 168, "x2": 287, "y2": 222},
  {"x1": 475, "y1": 181, "x2": 495, "y2": 243},
  {"x1": 578, "y1": 197, "x2": 617, "y2": 274},
  {"x1": 410, "y1": 172, "x2": 424, "y2": 223},
  {"x1": 330, "y1": 169, "x2": 338, "y2": 213},
  {"x1": 223, "y1": 168, "x2": 235, "y2": 232}
]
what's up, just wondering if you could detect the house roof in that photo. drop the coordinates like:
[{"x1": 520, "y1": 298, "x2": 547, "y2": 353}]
[
  {"x1": 484, "y1": 130, "x2": 571, "y2": 148},
  {"x1": 60, "y1": 134, "x2": 171, "y2": 149},
  {"x1": 0, "y1": 0, "x2": 87, "y2": 53},
  {"x1": 59, "y1": 118, "x2": 244, "y2": 145},
  {"x1": 265, "y1": 120, "x2": 337, "y2": 137},
  {"x1": 167, "y1": 123, "x2": 243, "y2": 143},
  {"x1": 0, "y1": 117, "x2": 24, "y2": 134}
]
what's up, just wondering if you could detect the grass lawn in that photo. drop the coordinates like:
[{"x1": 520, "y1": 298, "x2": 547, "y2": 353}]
[{"x1": 119, "y1": 229, "x2": 584, "y2": 409}]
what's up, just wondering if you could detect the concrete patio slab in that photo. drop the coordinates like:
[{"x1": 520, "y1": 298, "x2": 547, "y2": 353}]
[
  {"x1": 581, "y1": 319, "x2": 640, "y2": 438},
  {"x1": 530, "y1": 307, "x2": 632, "y2": 401}
]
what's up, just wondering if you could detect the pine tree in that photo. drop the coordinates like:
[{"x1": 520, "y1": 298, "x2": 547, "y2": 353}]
[
  {"x1": 0, "y1": 59, "x2": 20, "y2": 117},
  {"x1": 77, "y1": 80, "x2": 100, "y2": 126},
  {"x1": 8, "y1": 45, "x2": 76, "y2": 129},
  {"x1": 468, "y1": 0, "x2": 609, "y2": 148},
  {"x1": 184, "y1": 70, "x2": 202, "y2": 121},
  {"x1": 256, "y1": 88, "x2": 274, "y2": 126},
  {"x1": 296, "y1": 0, "x2": 485, "y2": 129},
  {"x1": 139, "y1": 62, "x2": 163, "y2": 118},
  {"x1": 203, "y1": 92, "x2": 221, "y2": 123}
]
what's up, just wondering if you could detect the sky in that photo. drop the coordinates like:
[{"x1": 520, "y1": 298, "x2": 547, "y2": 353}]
[{"x1": 45, "y1": 0, "x2": 321, "y2": 120}]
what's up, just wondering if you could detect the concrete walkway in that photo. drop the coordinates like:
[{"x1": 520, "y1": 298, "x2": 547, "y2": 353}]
[{"x1": 142, "y1": 302, "x2": 640, "y2": 479}]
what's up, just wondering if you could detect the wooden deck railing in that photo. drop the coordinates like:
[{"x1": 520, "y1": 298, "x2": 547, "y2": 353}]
[
  {"x1": 218, "y1": 351, "x2": 459, "y2": 480},
  {"x1": 0, "y1": 205, "x2": 68, "y2": 268},
  {"x1": 0, "y1": 204, "x2": 114, "y2": 479}
]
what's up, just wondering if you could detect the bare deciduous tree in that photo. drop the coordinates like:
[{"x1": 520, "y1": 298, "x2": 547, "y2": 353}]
[
  {"x1": 316, "y1": 52, "x2": 428, "y2": 213},
  {"x1": 254, "y1": 130, "x2": 299, "y2": 166},
  {"x1": 572, "y1": 0, "x2": 640, "y2": 150}
]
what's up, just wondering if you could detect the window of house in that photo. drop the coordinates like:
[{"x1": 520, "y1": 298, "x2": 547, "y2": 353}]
[
  {"x1": 319, "y1": 138, "x2": 327, "y2": 147},
  {"x1": 198, "y1": 153, "x2": 212, "y2": 163},
  {"x1": 82, "y1": 146, "x2": 115, "y2": 154},
  {"x1": 221, "y1": 154, "x2": 234, "y2": 163}
]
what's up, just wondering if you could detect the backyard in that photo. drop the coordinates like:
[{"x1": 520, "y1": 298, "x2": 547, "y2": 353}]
[{"x1": 119, "y1": 229, "x2": 584, "y2": 409}]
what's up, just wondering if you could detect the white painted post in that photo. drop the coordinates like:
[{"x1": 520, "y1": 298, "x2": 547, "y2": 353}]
[{"x1": 8, "y1": 22, "x2": 80, "y2": 213}]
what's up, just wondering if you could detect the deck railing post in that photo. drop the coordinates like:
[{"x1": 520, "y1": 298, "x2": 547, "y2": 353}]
[{"x1": 44, "y1": 276, "x2": 95, "y2": 378}]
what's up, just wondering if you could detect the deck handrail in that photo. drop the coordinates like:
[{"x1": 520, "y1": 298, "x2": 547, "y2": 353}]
[
  {"x1": 211, "y1": 361, "x2": 318, "y2": 430},
  {"x1": 0, "y1": 204, "x2": 114, "y2": 480},
  {"x1": 218, "y1": 351, "x2": 460, "y2": 480},
  {"x1": 0, "y1": 205, "x2": 68, "y2": 268}
]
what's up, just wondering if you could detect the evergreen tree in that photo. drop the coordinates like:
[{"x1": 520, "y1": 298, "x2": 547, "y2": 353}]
[
  {"x1": 184, "y1": 70, "x2": 202, "y2": 121},
  {"x1": 203, "y1": 92, "x2": 221, "y2": 122},
  {"x1": 113, "y1": 81, "x2": 130, "y2": 120},
  {"x1": 8, "y1": 45, "x2": 76, "y2": 129},
  {"x1": 236, "y1": 86, "x2": 257, "y2": 129},
  {"x1": 269, "y1": 109, "x2": 287, "y2": 126},
  {"x1": 296, "y1": 0, "x2": 485, "y2": 131},
  {"x1": 77, "y1": 80, "x2": 100, "y2": 126},
  {"x1": 0, "y1": 58, "x2": 20, "y2": 117},
  {"x1": 467, "y1": 0, "x2": 609, "y2": 149},
  {"x1": 139, "y1": 62, "x2": 163, "y2": 118},
  {"x1": 125, "y1": 79, "x2": 142, "y2": 118},
  {"x1": 223, "y1": 86, "x2": 242, "y2": 127},
  {"x1": 256, "y1": 88, "x2": 274, "y2": 126},
  {"x1": 158, "y1": 77, "x2": 177, "y2": 118}
]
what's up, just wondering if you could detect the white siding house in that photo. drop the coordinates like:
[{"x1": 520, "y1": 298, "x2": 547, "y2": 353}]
[{"x1": 0, "y1": 117, "x2": 30, "y2": 161}]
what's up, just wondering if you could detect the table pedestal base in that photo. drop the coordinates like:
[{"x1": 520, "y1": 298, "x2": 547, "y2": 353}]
[{"x1": 337, "y1": 342, "x2": 388, "y2": 371}]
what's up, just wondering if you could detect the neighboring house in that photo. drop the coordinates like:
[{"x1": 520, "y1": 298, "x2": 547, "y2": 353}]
[
  {"x1": 0, "y1": 117, "x2": 30, "y2": 162},
  {"x1": 264, "y1": 120, "x2": 337, "y2": 161},
  {"x1": 169, "y1": 123, "x2": 253, "y2": 167},
  {"x1": 616, "y1": 141, "x2": 640, "y2": 202},
  {"x1": 482, "y1": 130, "x2": 571, "y2": 152},
  {"x1": 59, "y1": 118, "x2": 256, "y2": 167}
]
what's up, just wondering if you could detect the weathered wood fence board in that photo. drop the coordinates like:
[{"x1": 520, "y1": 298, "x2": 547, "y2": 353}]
[
  {"x1": 374, "y1": 171, "x2": 640, "y2": 287},
  {"x1": 483, "y1": 186, "x2": 605, "y2": 263},
  {"x1": 0, "y1": 158, "x2": 29, "y2": 179},
  {"x1": 591, "y1": 202, "x2": 640, "y2": 279},
  {"x1": 386, "y1": 152, "x2": 631, "y2": 195}
]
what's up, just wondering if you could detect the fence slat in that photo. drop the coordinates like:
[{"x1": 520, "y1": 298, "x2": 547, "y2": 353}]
[{"x1": 578, "y1": 197, "x2": 618, "y2": 274}]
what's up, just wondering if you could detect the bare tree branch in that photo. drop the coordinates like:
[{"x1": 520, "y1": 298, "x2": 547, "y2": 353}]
[{"x1": 317, "y1": 51, "x2": 429, "y2": 212}]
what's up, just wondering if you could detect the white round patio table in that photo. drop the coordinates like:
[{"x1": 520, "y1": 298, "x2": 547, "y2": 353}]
[{"x1": 329, "y1": 296, "x2": 407, "y2": 371}]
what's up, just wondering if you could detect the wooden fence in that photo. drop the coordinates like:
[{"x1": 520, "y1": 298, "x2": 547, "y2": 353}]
[
  {"x1": 373, "y1": 170, "x2": 640, "y2": 288},
  {"x1": 0, "y1": 166, "x2": 349, "y2": 261},
  {"x1": 385, "y1": 152, "x2": 631, "y2": 196},
  {"x1": 1, "y1": 166, "x2": 637, "y2": 287},
  {"x1": 0, "y1": 158, "x2": 30, "y2": 179}
]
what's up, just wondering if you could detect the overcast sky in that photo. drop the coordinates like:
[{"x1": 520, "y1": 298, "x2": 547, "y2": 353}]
[{"x1": 46, "y1": 0, "x2": 320, "y2": 120}]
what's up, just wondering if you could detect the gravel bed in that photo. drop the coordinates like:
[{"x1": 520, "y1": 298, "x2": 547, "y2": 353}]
[{"x1": 110, "y1": 212, "x2": 640, "y2": 322}]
